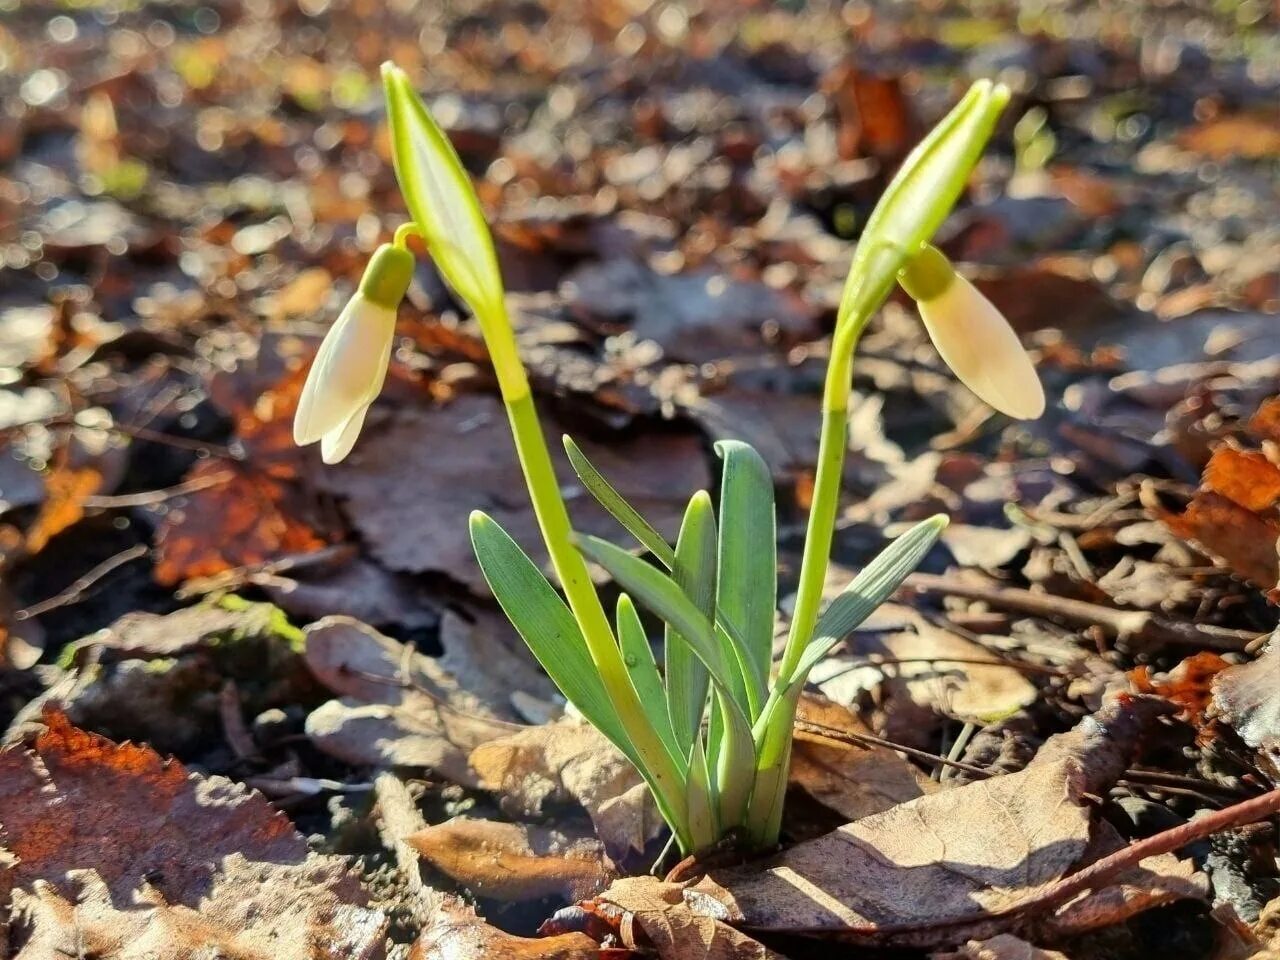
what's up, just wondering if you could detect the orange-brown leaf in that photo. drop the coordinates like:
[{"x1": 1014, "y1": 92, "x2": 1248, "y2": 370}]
[
  {"x1": 25, "y1": 465, "x2": 101, "y2": 554},
  {"x1": 152, "y1": 460, "x2": 327, "y2": 586},
  {"x1": 1204, "y1": 447, "x2": 1280, "y2": 512},
  {"x1": 1157, "y1": 491, "x2": 1280, "y2": 591}
]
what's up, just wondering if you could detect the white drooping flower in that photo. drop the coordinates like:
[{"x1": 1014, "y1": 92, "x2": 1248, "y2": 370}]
[
  {"x1": 293, "y1": 242, "x2": 413, "y2": 463},
  {"x1": 899, "y1": 244, "x2": 1045, "y2": 420}
]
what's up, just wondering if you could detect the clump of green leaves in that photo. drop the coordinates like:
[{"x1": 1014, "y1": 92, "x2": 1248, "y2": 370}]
[{"x1": 298, "y1": 67, "x2": 1037, "y2": 854}]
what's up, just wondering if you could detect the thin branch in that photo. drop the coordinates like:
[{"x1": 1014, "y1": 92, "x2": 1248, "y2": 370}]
[
  {"x1": 905, "y1": 572, "x2": 1260, "y2": 651},
  {"x1": 83, "y1": 470, "x2": 236, "y2": 508},
  {"x1": 15, "y1": 543, "x2": 148, "y2": 621}
]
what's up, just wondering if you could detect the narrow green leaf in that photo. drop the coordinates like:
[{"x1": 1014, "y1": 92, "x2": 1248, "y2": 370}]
[
  {"x1": 575, "y1": 534, "x2": 756, "y2": 788},
  {"x1": 714, "y1": 440, "x2": 775, "y2": 714},
  {"x1": 712, "y1": 687, "x2": 757, "y2": 828},
  {"x1": 685, "y1": 733, "x2": 718, "y2": 851},
  {"x1": 382, "y1": 63, "x2": 505, "y2": 325},
  {"x1": 576, "y1": 535, "x2": 739, "y2": 698},
  {"x1": 562, "y1": 435, "x2": 676, "y2": 567},
  {"x1": 793, "y1": 514, "x2": 948, "y2": 686},
  {"x1": 616, "y1": 593, "x2": 681, "y2": 764},
  {"x1": 666, "y1": 491, "x2": 715, "y2": 755},
  {"x1": 469, "y1": 512, "x2": 629, "y2": 753}
]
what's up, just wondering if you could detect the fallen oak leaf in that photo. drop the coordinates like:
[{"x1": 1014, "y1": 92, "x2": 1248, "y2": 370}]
[
  {"x1": 315, "y1": 394, "x2": 710, "y2": 594},
  {"x1": 153, "y1": 459, "x2": 329, "y2": 585},
  {"x1": 681, "y1": 696, "x2": 1205, "y2": 949},
  {"x1": 1204, "y1": 447, "x2": 1280, "y2": 513},
  {"x1": 0, "y1": 708, "x2": 385, "y2": 960},
  {"x1": 405, "y1": 818, "x2": 616, "y2": 902}
]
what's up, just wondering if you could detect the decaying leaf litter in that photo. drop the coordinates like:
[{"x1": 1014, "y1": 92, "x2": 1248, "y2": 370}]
[{"x1": 3, "y1": 1, "x2": 1280, "y2": 958}]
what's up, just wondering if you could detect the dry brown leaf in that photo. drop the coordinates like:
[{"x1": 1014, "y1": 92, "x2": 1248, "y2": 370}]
[
  {"x1": 1177, "y1": 112, "x2": 1280, "y2": 160},
  {"x1": 1204, "y1": 447, "x2": 1280, "y2": 513},
  {"x1": 153, "y1": 459, "x2": 328, "y2": 585},
  {"x1": 317, "y1": 394, "x2": 710, "y2": 593},
  {"x1": 812, "y1": 608, "x2": 1038, "y2": 745},
  {"x1": 1212, "y1": 630, "x2": 1280, "y2": 771},
  {"x1": 598, "y1": 876, "x2": 784, "y2": 960},
  {"x1": 1154, "y1": 490, "x2": 1280, "y2": 592},
  {"x1": 154, "y1": 367, "x2": 329, "y2": 586},
  {"x1": 1249, "y1": 397, "x2": 1280, "y2": 445},
  {"x1": 0, "y1": 709, "x2": 385, "y2": 960},
  {"x1": 469, "y1": 719, "x2": 662, "y2": 859},
  {"x1": 790, "y1": 694, "x2": 935, "y2": 822},
  {"x1": 302, "y1": 616, "x2": 519, "y2": 784},
  {"x1": 24, "y1": 465, "x2": 101, "y2": 554},
  {"x1": 405, "y1": 818, "x2": 615, "y2": 902},
  {"x1": 933, "y1": 934, "x2": 1069, "y2": 960},
  {"x1": 409, "y1": 896, "x2": 599, "y2": 960},
  {"x1": 681, "y1": 697, "x2": 1204, "y2": 949},
  {"x1": 1131, "y1": 651, "x2": 1230, "y2": 728}
]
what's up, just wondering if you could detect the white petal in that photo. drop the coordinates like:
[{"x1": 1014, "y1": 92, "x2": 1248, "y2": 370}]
[
  {"x1": 919, "y1": 276, "x2": 1045, "y2": 420},
  {"x1": 293, "y1": 294, "x2": 396, "y2": 446},
  {"x1": 321, "y1": 403, "x2": 371, "y2": 464}
]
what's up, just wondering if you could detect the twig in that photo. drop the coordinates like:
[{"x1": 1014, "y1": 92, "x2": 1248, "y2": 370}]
[
  {"x1": 904, "y1": 572, "x2": 1260, "y2": 652},
  {"x1": 794, "y1": 719, "x2": 993, "y2": 779},
  {"x1": 1006, "y1": 787, "x2": 1280, "y2": 921},
  {"x1": 219, "y1": 681, "x2": 257, "y2": 761},
  {"x1": 83, "y1": 469, "x2": 236, "y2": 508},
  {"x1": 14, "y1": 543, "x2": 148, "y2": 621}
]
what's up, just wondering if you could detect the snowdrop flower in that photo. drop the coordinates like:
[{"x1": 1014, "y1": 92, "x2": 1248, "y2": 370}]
[
  {"x1": 293, "y1": 242, "x2": 414, "y2": 463},
  {"x1": 899, "y1": 244, "x2": 1045, "y2": 420}
]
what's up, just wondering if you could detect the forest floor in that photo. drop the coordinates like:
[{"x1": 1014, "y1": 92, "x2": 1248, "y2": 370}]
[{"x1": 3, "y1": 1, "x2": 1280, "y2": 958}]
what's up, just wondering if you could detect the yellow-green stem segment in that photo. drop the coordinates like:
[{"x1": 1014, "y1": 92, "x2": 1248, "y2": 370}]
[{"x1": 487, "y1": 303, "x2": 692, "y2": 850}]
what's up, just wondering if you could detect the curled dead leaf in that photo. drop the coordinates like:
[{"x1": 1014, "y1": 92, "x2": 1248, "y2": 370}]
[
  {"x1": 598, "y1": 876, "x2": 784, "y2": 960},
  {"x1": 1212, "y1": 630, "x2": 1280, "y2": 772},
  {"x1": 405, "y1": 818, "x2": 616, "y2": 902},
  {"x1": 469, "y1": 719, "x2": 662, "y2": 859},
  {"x1": 790, "y1": 694, "x2": 935, "y2": 822},
  {"x1": 410, "y1": 896, "x2": 599, "y2": 960},
  {"x1": 302, "y1": 616, "x2": 519, "y2": 784}
]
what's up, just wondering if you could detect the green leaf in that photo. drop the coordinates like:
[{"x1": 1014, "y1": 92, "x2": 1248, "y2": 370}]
[
  {"x1": 562, "y1": 435, "x2": 676, "y2": 567},
  {"x1": 712, "y1": 686, "x2": 757, "y2": 828},
  {"x1": 469, "y1": 512, "x2": 629, "y2": 753},
  {"x1": 685, "y1": 733, "x2": 718, "y2": 850},
  {"x1": 666, "y1": 491, "x2": 715, "y2": 755},
  {"x1": 574, "y1": 534, "x2": 757, "y2": 799},
  {"x1": 576, "y1": 535, "x2": 741, "y2": 699},
  {"x1": 616, "y1": 593, "x2": 681, "y2": 764},
  {"x1": 382, "y1": 63, "x2": 505, "y2": 325},
  {"x1": 714, "y1": 440, "x2": 775, "y2": 714},
  {"x1": 792, "y1": 514, "x2": 948, "y2": 686},
  {"x1": 836, "y1": 80, "x2": 1009, "y2": 331}
]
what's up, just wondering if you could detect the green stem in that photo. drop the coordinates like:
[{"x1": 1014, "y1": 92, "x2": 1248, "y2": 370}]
[
  {"x1": 489, "y1": 305, "x2": 692, "y2": 850},
  {"x1": 777, "y1": 259, "x2": 896, "y2": 682},
  {"x1": 776, "y1": 345, "x2": 853, "y2": 682},
  {"x1": 754, "y1": 267, "x2": 895, "y2": 849}
]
